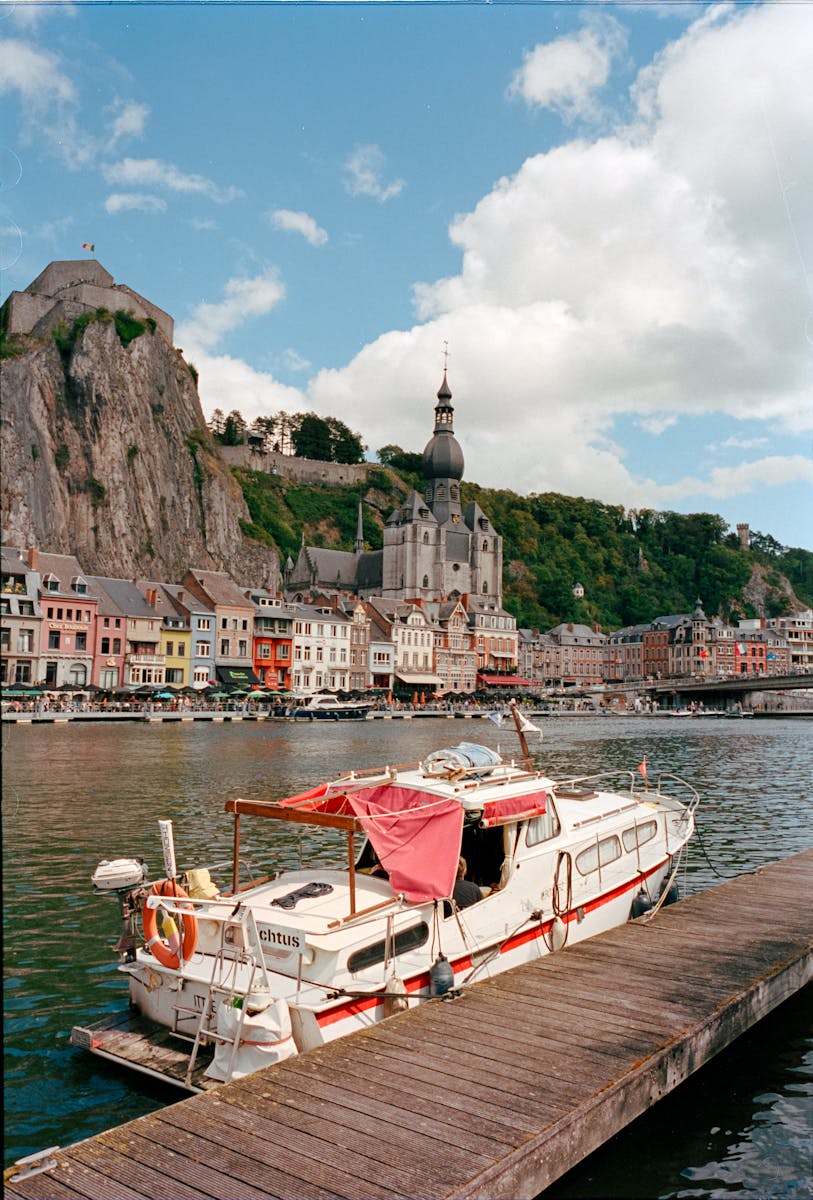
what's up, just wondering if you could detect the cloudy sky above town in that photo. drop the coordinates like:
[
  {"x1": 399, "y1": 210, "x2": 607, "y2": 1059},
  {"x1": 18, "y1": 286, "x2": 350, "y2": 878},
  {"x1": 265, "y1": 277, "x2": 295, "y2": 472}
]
[{"x1": 2, "y1": 1, "x2": 811, "y2": 549}]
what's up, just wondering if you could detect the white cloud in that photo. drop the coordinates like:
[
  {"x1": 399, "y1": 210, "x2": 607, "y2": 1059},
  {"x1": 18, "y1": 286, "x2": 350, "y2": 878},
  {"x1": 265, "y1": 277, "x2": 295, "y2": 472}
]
[
  {"x1": 638, "y1": 414, "x2": 678, "y2": 436},
  {"x1": 176, "y1": 269, "x2": 286, "y2": 351},
  {"x1": 108, "y1": 99, "x2": 149, "y2": 146},
  {"x1": 2, "y1": 0, "x2": 75, "y2": 30},
  {"x1": 189, "y1": 217, "x2": 218, "y2": 232},
  {"x1": 653, "y1": 456, "x2": 813, "y2": 503},
  {"x1": 269, "y1": 208, "x2": 328, "y2": 246},
  {"x1": 0, "y1": 37, "x2": 93, "y2": 167},
  {"x1": 283, "y1": 348, "x2": 312, "y2": 373},
  {"x1": 102, "y1": 157, "x2": 243, "y2": 204},
  {"x1": 306, "y1": 5, "x2": 813, "y2": 525},
  {"x1": 193, "y1": 353, "x2": 309, "y2": 427},
  {"x1": 508, "y1": 16, "x2": 627, "y2": 121},
  {"x1": 343, "y1": 144, "x2": 404, "y2": 203},
  {"x1": 104, "y1": 192, "x2": 167, "y2": 214},
  {"x1": 713, "y1": 435, "x2": 769, "y2": 453}
]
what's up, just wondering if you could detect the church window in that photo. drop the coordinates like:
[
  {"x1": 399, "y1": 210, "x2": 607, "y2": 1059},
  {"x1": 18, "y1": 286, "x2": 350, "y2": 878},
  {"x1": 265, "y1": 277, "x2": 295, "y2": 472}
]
[
  {"x1": 423, "y1": 532, "x2": 430, "y2": 544},
  {"x1": 483, "y1": 583, "x2": 489, "y2": 594},
  {"x1": 423, "y1": 575, "x2": 429, "y2": 588},
  {"x1": 482, "y1": 540, "x2": 489, "y2": 551},
  {"x1": 436, "y1": 485, "x2": 446, "y2": 499},
  {"x1": 450, "y1": 485, "x2": 459, "y2": 500}
]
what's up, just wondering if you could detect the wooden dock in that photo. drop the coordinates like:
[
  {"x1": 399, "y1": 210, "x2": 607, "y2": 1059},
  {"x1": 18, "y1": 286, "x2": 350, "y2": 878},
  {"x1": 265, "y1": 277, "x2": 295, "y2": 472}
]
[{"x1": 6, "y1": 848, "x2": 812, "y2": 1199}]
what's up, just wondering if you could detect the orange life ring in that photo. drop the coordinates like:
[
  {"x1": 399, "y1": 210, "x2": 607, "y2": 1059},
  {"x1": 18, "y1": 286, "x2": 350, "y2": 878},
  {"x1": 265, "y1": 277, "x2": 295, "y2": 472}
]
[{"x1": 142, "y1": 879, "x2": 197, "y2": 968}]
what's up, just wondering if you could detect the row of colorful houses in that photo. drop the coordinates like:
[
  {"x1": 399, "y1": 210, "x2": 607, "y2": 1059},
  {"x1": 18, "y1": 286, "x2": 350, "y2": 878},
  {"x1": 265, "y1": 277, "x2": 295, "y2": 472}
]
[
  {"x1": 2, "y1": 547, "x2": 810, "y2": 695},
  {"x1": 0, "y1": 547, "x2": 519, "y2": 695}
]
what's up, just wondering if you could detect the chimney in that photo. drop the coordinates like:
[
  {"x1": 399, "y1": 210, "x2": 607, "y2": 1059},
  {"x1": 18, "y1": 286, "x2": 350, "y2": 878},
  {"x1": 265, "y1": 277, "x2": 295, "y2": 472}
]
[
  {"x1": 27, "y1": 547, "x2": 39, "y2": 569},
  {"x1": 176, "y1": 590, "x2": 185, "y2": 604},
  {"x1": 147, "y1": 588, "x2": 158, "y2": 608}
]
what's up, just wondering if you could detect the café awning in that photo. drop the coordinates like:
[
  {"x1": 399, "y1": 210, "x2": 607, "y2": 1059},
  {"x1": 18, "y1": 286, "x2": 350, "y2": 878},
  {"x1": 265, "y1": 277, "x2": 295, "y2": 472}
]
[
  {"x1": 477, "y1": 674, "x2": 530, "y2": 687},
  {"x1": 216, "y1": 666, "x2": 262, "y2": 687},
  {"x1": 394, "y1": 672, "x2": 443, "y2": 687}
]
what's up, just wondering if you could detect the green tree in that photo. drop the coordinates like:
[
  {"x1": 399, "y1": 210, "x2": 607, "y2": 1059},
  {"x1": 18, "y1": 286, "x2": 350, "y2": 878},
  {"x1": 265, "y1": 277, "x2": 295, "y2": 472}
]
[
  {"x1": 221, "y1": 410, "x2": 246, "y2": 446},
  {"x1": 291, "y1": 413, "x2": 333, "y2": 461}
]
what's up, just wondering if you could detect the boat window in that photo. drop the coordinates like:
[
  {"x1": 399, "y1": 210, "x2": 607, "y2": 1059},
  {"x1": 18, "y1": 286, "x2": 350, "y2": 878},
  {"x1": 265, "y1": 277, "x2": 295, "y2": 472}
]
[
  {"x1": 575, "y1": 836, "x2": 622, "y2": 876},
  {"x1": 526, "y1": 805, "x2": 562, "y2": 846},
  {"x1": 622, "y1": 819, "x2": 658, "y2": 853},
  {"x1": 347, "y1": 922, "x2": 429, "y2": 973}
]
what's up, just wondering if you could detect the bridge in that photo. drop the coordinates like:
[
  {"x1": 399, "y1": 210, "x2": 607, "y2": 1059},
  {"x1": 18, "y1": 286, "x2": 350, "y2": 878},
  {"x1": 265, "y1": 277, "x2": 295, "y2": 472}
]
[{"x1": 547, "y1": 673, "x2": 812, "y2": 709}]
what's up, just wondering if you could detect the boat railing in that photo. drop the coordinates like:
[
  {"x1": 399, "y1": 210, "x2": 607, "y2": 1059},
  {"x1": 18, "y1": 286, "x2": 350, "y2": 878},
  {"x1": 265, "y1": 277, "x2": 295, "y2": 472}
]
[{"x1": 553, "y1": 769, "x2": 700, "y2": 815}]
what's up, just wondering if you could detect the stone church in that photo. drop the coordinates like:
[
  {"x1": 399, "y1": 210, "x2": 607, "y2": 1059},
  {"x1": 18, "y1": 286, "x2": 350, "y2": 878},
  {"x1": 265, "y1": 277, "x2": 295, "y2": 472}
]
[{"x1": 285, "y1": 372, "x2": 503, "y2": 608}]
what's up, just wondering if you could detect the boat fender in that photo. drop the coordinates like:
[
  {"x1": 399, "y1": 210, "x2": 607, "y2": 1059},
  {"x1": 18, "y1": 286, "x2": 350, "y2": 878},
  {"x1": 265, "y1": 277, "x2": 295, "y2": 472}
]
[
  {"x1": 141, "y1": 880, "x2": 198, "y2": 969},
  {"x1": 382, "y1": 973, "x2": 409, "y2": 1018},
  {"x1": 204, "y1": 996, "x2": 297, "y2": 1082},
  {"x1": 429, "y1": 953, "x2": 455, "y2": 998},
  {"x1": 660, "y1": 881, "x2": 680, "y2": 906},
  {"x1": 631, "y1": 891, "x2": 654, "y2": 919},
  {"x1": 549, "y1": 916, "x2": 568, "y2": 952}
]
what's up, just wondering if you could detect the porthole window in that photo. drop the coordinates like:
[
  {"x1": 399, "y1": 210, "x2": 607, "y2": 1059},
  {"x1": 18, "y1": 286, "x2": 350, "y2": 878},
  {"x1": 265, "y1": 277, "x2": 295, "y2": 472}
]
[
  {"x1": 347, "y1": 922, "x2": 429, "y2": 972},
  {"x1": 575, "y1": 836, "x2": 622, "y2": 876},
  {"x1": 622, "y1": 820, "x2": 658, "y2": 852}
]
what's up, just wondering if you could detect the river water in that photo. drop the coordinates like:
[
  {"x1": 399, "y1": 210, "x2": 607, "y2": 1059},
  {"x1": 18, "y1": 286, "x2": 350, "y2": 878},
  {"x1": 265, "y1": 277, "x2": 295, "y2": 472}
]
[{"x1": 3, "y1": 714, "x2": 812, "y2": 1196}]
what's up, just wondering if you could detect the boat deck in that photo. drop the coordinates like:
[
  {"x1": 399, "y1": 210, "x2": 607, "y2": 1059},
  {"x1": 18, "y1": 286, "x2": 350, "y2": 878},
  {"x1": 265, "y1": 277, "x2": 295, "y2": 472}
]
[
  {"x1": 7, "y1": 847, "x2": 812, "y2": 1200},
  {"x1": 70, "y1": 1010, "x2": 220, "y2": 1093}
]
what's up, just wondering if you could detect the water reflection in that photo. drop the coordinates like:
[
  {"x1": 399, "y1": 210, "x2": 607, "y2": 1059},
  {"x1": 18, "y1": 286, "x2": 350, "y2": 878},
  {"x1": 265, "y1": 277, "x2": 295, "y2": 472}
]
[{"x1": 3, "y1": 716, "x2": 812, "y2": 1189}]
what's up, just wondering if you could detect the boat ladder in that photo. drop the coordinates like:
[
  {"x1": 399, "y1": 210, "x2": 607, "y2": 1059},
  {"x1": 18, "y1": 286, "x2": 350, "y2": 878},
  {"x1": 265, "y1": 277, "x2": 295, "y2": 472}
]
[{"x1": 182, "y1": 906, "x2": 272, "y2": 1088}]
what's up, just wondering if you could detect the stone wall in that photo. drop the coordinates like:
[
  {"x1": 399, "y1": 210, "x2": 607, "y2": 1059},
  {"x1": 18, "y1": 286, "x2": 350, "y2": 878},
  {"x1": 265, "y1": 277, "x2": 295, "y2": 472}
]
[{"x1": 220, "y1": 445, "x2": 371, "y2": 486}]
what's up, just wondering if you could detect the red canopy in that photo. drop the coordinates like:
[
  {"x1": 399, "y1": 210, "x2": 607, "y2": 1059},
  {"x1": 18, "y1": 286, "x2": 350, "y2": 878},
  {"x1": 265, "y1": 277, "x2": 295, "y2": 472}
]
[
  {"x1": 477, "y1": 674, "x2": 531, "y2": 686},
  {"x1": 347, "y1": 785, "x2": 463, "y2": 903}
]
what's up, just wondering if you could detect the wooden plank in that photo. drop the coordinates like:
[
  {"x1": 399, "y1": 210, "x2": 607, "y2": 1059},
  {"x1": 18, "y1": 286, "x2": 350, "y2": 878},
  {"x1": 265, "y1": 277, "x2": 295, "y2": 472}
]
[{"x1": 67, "y1": 1139, "x2": 211, "y2": 1200}]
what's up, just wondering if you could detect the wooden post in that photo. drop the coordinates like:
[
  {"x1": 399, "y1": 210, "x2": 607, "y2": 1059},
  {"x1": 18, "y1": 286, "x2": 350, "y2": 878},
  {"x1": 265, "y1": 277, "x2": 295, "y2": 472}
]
[
  {"x1": 348, "y1": 830, "x2": 356, "y2": 916},
  {"x1": 232, "y1": 814, "x2": 240, "y2": 896}
]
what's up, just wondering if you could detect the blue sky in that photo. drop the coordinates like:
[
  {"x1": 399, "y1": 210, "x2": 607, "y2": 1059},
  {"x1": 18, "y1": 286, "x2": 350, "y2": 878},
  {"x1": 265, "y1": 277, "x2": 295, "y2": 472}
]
[{"x1": 2, "y1": 0, "x2": 811, "y2": 551}]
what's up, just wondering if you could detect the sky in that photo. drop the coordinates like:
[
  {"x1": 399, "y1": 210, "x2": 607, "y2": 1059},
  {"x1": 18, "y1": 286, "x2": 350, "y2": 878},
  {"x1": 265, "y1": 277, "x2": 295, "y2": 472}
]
[{"x1": 2, "y1": 0, "x2": 811, "y2": 551}]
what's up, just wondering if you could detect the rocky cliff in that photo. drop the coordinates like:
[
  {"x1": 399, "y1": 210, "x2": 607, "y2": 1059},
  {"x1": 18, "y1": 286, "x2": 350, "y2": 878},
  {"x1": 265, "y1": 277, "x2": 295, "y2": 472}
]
[{"x1": 1, "y1": 313, "x2": 279, "y2": 587}]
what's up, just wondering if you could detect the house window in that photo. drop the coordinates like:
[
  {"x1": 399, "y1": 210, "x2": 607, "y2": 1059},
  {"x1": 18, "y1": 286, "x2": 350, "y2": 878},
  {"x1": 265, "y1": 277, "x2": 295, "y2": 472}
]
[
  {"x1": 195, "y1": 641, "x2": 210, "y2": 657},
  {"x1": 277, "y1": 645, "x2": 290, "y2": 660},
  {"x1": 193, "y1": 667, "x2": 209, "y2": 685},
  {"x1": 258, "y1": 644, "x2": 271, "y2": 659},
  {"x1": 220, "y1": 639, "x2": 230, "y2": 656},
  {"x1": 48, "y1": 630, "x2": 60, "y2": 650},
  {"x1": 75, "y1": 632, "x2": 87, "y2": 651},
  {"x1": 113, "y1": 639, "x2": 121, "y2": 654},
  {"x1": 199, "y1": 619, "x2": 211, "y2": 632},
  {"x1": 238, "y1": 640, "x2": 248, "y2": 657},
  {"x1": 166, "y1": 641, "x2": 174, "y2": 656},
  {"x1": 17, "y1": 629, "x2": 33, "y2": 653},
  {"x1": 69, "y1": 665, "x2": 87, "y2": 686},
  {"x1": 177, "y1": 642, "x2": 185, "y2": 656},
  {"x1": 15, "y1": 662, "x2": 32, "y2": 683}
]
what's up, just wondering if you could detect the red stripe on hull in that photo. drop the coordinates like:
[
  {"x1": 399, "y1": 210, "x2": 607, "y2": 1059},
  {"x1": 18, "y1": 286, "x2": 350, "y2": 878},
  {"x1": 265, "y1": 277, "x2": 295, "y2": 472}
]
[{"x1": 316, "y1": 857, "x2": 669, "y2": 1029}]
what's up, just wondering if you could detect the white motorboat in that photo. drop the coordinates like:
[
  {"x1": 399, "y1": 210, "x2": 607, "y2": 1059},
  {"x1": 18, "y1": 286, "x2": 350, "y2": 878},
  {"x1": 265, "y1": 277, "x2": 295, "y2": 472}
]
[
  {"x1": 289, "y1": 693, "x2": 375, "y2": 719},
  {"x1": 72, "y1": 707, "x2": 698, "y2": 1092}
]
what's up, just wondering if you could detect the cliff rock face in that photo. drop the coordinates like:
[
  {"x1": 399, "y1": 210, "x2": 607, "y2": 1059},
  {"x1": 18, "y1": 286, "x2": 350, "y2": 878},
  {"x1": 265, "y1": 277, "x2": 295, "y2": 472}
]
[{"x1": 1, "y1": 316, "x2": 278, "y2": 587}]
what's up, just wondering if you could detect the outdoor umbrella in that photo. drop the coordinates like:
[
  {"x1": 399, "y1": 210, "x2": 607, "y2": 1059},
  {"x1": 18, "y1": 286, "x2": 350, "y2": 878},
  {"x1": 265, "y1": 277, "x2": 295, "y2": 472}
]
[
  {"x1": 205, "y1": 690, "x2": 229, "y2": 700},
  {"x1": 155, "y1": 691, "x2": 175, "y2": 700}
]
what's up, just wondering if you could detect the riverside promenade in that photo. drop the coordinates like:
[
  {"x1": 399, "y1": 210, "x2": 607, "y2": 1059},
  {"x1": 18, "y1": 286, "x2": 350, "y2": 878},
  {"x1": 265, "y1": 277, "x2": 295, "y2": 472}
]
[{"x1": 5, "y1": 849, "x2": 811, "y2": 1200}]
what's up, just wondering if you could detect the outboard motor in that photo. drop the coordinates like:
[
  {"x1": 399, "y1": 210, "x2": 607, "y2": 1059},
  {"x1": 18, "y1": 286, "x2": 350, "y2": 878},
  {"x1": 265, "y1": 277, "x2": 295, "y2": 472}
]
[{"x1": 91, "y1": 858, "x2": 148, "y2": 964}]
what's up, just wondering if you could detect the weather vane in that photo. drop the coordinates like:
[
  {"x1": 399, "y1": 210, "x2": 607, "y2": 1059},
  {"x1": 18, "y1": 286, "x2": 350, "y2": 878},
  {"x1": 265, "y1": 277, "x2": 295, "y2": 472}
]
[{"x1": 442, "y1": 340, "x2": 450, "y2": 371}]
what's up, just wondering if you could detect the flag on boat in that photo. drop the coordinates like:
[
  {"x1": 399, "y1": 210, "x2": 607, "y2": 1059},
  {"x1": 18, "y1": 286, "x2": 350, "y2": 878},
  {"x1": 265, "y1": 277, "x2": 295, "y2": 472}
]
[
  {"x1": 486, "y1": 710, "x2": 504, "y2": 727},
  {"x1": 637, "y1": 755, "x2": 648, "y2": 784},
  {"x1": 82, "y1": 242, "x2": 95, "y2": 251},
  {"x1": 516, "y1": 711, "x2": 542, "y2": 734}
]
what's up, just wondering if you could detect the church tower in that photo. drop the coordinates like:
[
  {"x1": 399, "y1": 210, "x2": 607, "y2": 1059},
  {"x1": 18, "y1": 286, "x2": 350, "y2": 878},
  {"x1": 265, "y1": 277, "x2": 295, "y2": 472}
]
[
  {"x1": 381, "y1": 369, "x2": 503, "y2": 608},
  {"x1": 421, "y1": 371, "x2": 464, "y2": 526}
]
